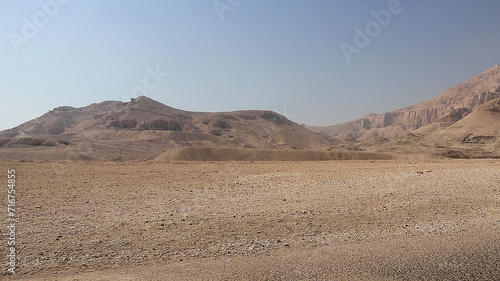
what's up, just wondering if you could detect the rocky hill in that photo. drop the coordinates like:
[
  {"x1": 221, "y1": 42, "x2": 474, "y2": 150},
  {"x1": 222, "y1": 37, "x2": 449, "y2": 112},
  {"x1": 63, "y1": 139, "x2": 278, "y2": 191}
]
[
  {"x1": 0, "y1": 96, "x2": 335, "y2": 160},
  {"x1": 355, "y1": 97, "x2": 500, "y2": 158},
  {"x1": 310, "y1": 66, "x2": 500, "y2": 141}
]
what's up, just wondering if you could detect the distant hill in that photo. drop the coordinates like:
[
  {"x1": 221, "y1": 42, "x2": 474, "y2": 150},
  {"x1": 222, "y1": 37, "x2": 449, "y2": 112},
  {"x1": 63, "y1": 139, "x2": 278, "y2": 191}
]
[
  {"x1": 356, "y1": 97, "x2": 500, "y2": 158},
  {"x1": 420, "y1": 97, "x2": 500, "y2": 156},
  {"x1": 310, "y1": 66, "x2": 500, "y2": 141},
  {"x1": 0, "y1": 96, "x2": 335, "y2": 160},
  {"x1": 3, "y1": 66, "x2": 499, "y2": 161}
]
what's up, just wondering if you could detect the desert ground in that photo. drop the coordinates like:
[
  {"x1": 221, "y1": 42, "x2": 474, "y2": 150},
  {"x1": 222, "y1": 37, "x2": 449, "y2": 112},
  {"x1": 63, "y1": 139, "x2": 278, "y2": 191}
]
[{"x1": 1, "y1": 158, "x2": 499, "y2": 280}]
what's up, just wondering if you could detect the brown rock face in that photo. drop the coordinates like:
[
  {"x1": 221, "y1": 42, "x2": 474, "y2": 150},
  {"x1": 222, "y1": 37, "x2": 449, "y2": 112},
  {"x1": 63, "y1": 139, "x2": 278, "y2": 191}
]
[
  {"x1": 0, "y1": 96, "x2": 335, "y2": 160},
  {"x1": 311, "y1": 66, "x2": 500, "y2": 141}
]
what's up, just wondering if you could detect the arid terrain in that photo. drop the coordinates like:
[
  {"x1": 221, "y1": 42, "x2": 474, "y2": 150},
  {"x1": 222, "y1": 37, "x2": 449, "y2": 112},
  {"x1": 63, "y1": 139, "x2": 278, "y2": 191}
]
[
  {"x1": 309, "y1": 66, "x2": 500, "y2": 142},
  {"x1": 1, "y1": 158, "x2": 498, "y2": 280},
  {"x1": 0, "y1": 96, "x2": 336, "y2": 161},
  {"x1": 2, "y1": 1, "x2": 499, "y2": 280},
  {"x1": 2, "y1": 68, "x2": 500, "y2": 162},
  {"x1": 0, "y1": 67, "x2": 499, "y2": 280}
]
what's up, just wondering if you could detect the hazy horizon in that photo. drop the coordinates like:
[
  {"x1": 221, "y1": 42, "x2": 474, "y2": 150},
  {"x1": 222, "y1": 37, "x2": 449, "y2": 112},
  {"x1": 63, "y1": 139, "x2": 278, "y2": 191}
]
[{"x1": 2, "y1": 0, "x2": 500, "y2": 130}]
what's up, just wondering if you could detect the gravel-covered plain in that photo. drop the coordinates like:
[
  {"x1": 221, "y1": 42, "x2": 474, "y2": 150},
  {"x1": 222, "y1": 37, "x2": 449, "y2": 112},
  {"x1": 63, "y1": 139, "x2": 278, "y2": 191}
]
[{"x1": 1, "y1": 159, "x2": 499, "y2": 280}]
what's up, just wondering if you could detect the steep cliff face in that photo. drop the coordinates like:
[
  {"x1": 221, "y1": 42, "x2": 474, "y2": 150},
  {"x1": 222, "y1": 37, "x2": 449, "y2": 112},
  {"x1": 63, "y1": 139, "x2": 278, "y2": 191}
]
[
  {"x1": 424, "y1": 97, "x2": 500, "y2": 153},
  {"x1": 311, "y1": 66, "x2": 500, "y2": 141}
]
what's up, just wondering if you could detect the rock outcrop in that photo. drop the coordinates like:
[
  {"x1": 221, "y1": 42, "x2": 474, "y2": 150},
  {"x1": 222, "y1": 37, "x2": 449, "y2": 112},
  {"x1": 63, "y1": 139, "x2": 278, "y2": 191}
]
[
  {"x1": 0, "y1": 96, "x2": 336, "y2": 160},
  {"x1": 310, "y1": 66, "x2": 500, "y2": 141}
]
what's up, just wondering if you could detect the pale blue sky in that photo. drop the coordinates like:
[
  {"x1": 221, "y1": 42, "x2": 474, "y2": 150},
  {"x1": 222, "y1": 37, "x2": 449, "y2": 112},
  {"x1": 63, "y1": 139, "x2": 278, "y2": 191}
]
[{"x1": 2, "y1": 0, "x2": 500, "y2": 130}]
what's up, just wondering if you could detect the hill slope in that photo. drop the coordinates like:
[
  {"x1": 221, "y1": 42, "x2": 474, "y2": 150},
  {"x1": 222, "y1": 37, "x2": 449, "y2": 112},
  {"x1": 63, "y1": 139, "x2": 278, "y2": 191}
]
[
  {"x1": 310, "y1": 66, "x2": 500, "y2": 141},
  {"x1": 0, "y1": 96, "x2": 335, "y2": 160},
  {"x1": 422, "y1": 98, "x2": 500, "y2": 155},
  {"x1": 155, "y1": 147, "x2": 391, "y2": 161},
  {"x1": 358, "y1": 98, "x2": 500, "y2": 158}
]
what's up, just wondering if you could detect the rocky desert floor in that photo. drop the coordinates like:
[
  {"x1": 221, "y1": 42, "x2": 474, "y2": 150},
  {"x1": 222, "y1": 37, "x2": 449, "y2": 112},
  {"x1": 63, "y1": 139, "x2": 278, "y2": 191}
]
[{"x1": 0, "y1": 157, "x2": 499, "y2": 280}]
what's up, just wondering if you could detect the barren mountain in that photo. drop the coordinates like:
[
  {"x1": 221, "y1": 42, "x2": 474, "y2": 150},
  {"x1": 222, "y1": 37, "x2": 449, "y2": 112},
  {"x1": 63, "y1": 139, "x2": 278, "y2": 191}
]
[
  {"x1": 419, "y1": 97, "x2": 500, "y2": 155},
  {"x1": 310, "y1": 66, "x2": 500, "y2": 141},
  {"x1": 0, "y1": 96, "x2": 335, "y2": 160},
  {"x1": 356, "y1": 97, "x2": 500, "y2": 158}
]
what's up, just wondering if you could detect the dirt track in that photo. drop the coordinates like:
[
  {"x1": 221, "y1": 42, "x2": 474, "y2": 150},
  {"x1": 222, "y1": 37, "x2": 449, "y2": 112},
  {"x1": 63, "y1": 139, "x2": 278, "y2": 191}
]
[{"x1": 1, "y1": 159, "x2": 499, "y2": 280}]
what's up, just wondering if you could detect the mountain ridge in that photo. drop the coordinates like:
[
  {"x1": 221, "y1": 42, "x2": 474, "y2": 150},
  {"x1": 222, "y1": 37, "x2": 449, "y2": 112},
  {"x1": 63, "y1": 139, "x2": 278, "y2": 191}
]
[
  {"x1": 0, "y1": 96, "x2": 336, "y2": 160},
  {"x1": 309, "y1": 66, "x2": 500, "y2": 141}
]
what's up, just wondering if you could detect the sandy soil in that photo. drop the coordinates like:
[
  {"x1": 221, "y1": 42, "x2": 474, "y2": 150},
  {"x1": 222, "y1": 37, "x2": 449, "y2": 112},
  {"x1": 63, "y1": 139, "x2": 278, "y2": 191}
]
[{"x1": 0, "y1": 158, "x2": 499, "y2": 280}]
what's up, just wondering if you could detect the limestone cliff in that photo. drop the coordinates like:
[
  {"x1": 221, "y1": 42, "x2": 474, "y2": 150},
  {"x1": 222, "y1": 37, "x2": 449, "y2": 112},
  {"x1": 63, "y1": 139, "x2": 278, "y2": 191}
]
[{"x1": 310, "y1": 66, "x2": 500, "y2": 141}]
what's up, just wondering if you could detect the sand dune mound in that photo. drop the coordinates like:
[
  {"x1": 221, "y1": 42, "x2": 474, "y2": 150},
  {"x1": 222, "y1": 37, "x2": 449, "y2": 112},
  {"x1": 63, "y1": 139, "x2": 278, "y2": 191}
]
[
  {"x1": 155, "y1": 147, "x2": 392, "y2": 161},
  {"x1": 0, "y1": 145, "x2": 93, "y2": 161}
]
